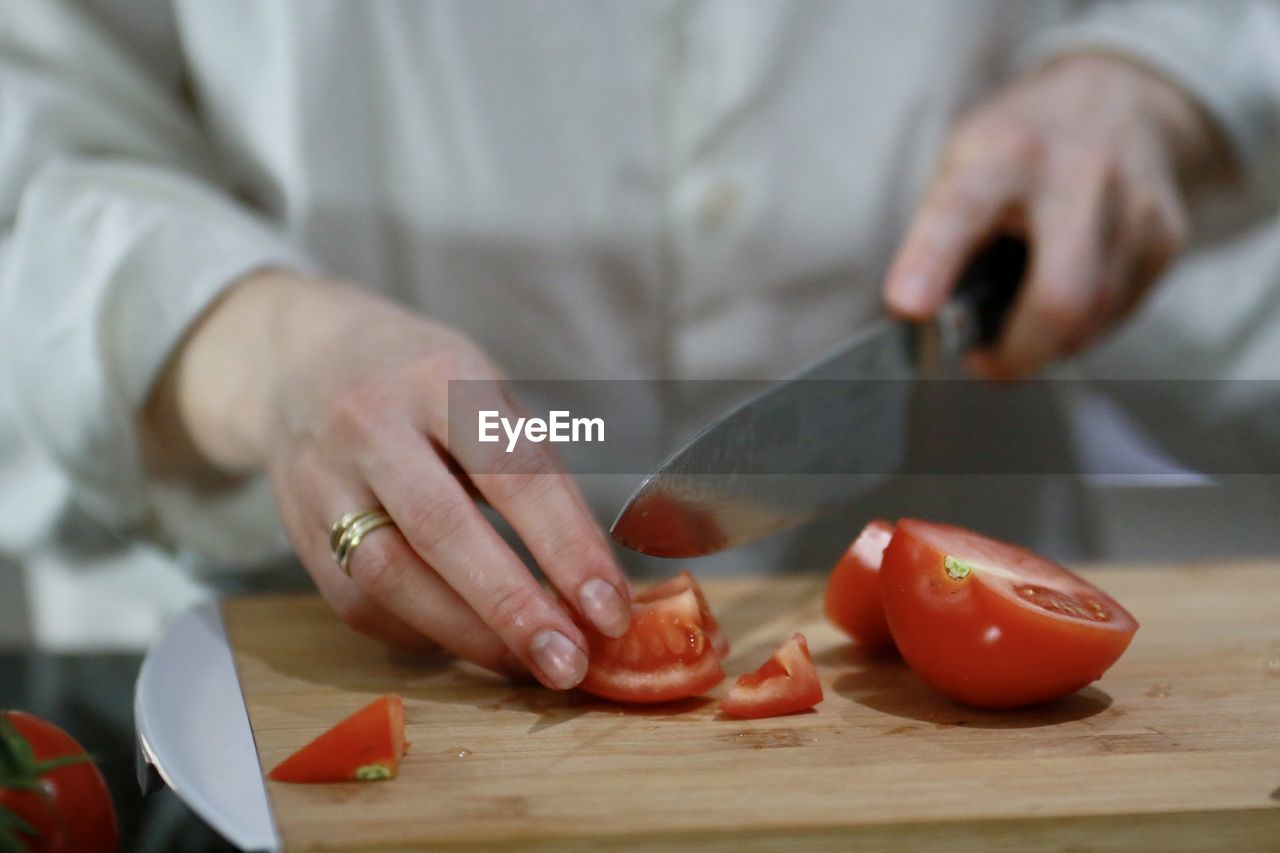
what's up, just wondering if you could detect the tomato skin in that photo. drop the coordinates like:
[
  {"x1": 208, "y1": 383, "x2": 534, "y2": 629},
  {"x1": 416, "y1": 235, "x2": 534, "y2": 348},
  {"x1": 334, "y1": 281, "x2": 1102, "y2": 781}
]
[
  {"x1": 824, "y1": 519, "x2": 895, "y2": 653},
  {"x1": 268, "y1": 694, "x2": 407, "y2": 783},
  {"x1": 880, "y1": 520, "x2": 1138, "y2": 709},
  {"x1": 0, "y1": 771, "x2": 67, "y2": 852},
  {"x1": 720, "y1": 633, "x2": 823, "y2": 719},
  {"x1": 577, "y1": 573, "x2": 725, "y2": 704},
  {"x1": 1, "y1": 711, "x2": 119, "y2": 853}
]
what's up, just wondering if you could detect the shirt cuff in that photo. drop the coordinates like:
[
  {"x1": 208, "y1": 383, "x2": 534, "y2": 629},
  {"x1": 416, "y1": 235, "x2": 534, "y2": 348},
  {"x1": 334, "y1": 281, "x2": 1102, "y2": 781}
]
[
  {"x1": 0, "y1": 157, "x2": 316, "y2": 568},
  {"x1": 1016, "y1": 1, "x2": 1280, "y2": 208}
]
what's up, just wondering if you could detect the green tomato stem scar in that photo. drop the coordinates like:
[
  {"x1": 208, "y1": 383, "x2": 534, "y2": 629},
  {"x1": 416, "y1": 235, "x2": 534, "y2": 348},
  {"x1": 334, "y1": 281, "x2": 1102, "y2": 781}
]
[
  {"x1": 354, "y1": 763, "x2": 393, "y2": 781},
  {"x1": 944, "y1": 556, "x2": 975, "y2": 580}
]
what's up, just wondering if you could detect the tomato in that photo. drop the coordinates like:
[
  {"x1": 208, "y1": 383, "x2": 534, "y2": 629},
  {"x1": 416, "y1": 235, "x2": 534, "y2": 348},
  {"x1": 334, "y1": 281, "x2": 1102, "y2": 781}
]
[
  {"x1": 824, "y1": 519, "x2": 895, "y2": 653},
  {"x1": 1, "y1": 710, "x2": 119, "y2": 852},
  {"x1": 720, "y1": 633, "x2": 823, "y2": 719},
  {"x1": 578, "y1": 572, "x2": 726, "y2": 704},
  {"x1": 632, "y1": 570, "x2": 730, "y2": 660},
  {"x1": 269, "y1": 694, "x2": 407, "y2": 783},
  {"x1": 880, "y1": 519, "x2": 1138, "y2": 709}
]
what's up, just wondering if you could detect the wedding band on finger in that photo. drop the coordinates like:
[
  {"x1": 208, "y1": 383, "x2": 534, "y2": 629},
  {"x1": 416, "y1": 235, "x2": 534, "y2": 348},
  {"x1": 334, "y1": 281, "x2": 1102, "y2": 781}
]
[{"x1": 329, "y1": 507, "x2": 395, "y2": 576}]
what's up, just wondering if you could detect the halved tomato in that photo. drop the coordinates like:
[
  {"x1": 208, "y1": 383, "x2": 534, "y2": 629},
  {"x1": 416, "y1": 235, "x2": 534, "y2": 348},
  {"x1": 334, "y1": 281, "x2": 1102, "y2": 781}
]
[
  {"x1": 577, "y1": 572, "x2": 725, "y2": 703},
  {"x1": 268, "y1": 694, "x2": 407, "y2": 783},
  {"x1": 824, "y1": 519, "x2": 895, "y2": 653},
  {"x1": 720, "y1": 633, "x2": 823, "y2": 719},
  {"x1": 880, "y1": 519, "x2": 1138, "y2": 709}
]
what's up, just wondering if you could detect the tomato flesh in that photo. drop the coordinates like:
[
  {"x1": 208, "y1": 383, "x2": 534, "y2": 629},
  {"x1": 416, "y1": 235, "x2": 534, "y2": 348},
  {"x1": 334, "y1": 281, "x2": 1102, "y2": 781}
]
[
  {"x1": 268, "y1": 694, "x2": 407, "y2": 783},
  {"x1": 824, "y1": 519, "x2": 895, "y2": 652},
  {"x1": 634, "y1": 570, "x2": 730, "y2": 659},
  {"x1": 880, "y1": 519, "x2": 1138, "y2": 709},
  {"x1": 578, "y1": 573, "x2": 726, "y2": 704},
  {"x1": 720, "y1": 633, "x2": 823, "y2": 719},
  {"x1": 1, "y1": 711, "x2": 119, "y2": 853}
]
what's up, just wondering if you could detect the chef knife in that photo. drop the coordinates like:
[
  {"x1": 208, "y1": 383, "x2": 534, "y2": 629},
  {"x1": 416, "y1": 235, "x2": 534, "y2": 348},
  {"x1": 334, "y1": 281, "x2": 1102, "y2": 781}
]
[{"x1": 610, "y1": 236, "x2": 1028, "y2": 557}]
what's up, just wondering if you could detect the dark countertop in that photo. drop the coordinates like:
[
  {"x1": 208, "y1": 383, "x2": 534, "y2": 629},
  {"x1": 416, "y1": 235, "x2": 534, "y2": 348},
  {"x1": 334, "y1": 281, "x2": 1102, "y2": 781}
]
[{"x1": 1, "y1": 651, "x2": 236, "y2": 852}]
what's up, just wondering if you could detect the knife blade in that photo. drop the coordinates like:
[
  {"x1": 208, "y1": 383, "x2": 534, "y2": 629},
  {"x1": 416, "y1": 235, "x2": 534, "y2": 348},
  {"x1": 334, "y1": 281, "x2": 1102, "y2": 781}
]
[{"x1": 610, "y1": 237, "x2": 1028, "y2": 557}]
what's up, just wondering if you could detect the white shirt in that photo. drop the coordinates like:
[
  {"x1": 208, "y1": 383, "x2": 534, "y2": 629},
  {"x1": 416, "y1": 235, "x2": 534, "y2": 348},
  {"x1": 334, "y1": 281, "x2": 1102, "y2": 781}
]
[{"x1": 2, "y1": 0, "x2": 1279, "y2": 648}]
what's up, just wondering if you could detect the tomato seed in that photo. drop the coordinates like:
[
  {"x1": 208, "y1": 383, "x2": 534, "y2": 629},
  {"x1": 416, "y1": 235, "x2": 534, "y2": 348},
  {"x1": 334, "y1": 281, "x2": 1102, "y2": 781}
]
[{"x1": 1013, "y1": 584, "x2": 1110, "y2": 621}]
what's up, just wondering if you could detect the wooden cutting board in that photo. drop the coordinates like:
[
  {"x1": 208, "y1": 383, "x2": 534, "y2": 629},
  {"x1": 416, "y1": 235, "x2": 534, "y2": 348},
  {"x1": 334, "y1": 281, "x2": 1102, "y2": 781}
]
[{"x1": 223, "y1": 561, "x2": 1280, "y2": 850}]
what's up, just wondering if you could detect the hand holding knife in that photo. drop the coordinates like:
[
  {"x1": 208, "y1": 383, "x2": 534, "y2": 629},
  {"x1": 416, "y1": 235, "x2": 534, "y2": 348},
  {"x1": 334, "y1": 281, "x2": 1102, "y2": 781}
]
[{"x1": 610, "y1": 237, "x2": 1028, "y2": 558}]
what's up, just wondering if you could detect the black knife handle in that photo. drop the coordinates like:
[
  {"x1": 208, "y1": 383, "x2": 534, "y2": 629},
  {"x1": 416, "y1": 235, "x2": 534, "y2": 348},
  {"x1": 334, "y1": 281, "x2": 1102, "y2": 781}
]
[{"x1": 949, "y1": 235, "x2": 1028, "y2": 351}]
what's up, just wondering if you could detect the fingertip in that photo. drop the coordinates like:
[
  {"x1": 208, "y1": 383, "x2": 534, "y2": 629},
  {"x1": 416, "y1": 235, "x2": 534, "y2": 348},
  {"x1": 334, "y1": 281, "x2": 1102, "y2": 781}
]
[
  {"x1": 529, "y1": 628, "x2": 590, "y2": 691},
  {"x1": 885, "y1": 271, "x2": 943, "y2": 321}
]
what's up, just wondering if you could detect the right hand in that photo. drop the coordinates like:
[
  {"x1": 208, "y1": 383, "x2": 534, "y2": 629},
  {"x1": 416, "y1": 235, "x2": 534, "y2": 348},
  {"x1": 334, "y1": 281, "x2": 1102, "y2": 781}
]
[{"x1": 144, "y1": 270, "x2": 631, "y2": 690}]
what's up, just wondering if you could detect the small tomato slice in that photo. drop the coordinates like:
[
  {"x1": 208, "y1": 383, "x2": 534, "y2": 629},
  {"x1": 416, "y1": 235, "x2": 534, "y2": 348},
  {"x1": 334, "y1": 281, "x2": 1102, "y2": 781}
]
[
  {"x1": 881, "y1": 519, "x2": 1138, "y2": 709},
  {"x1": 269, "y1": 694, "x2": 407, "y2": 783},
  {"x1": 824, "y1": 519, "x2": 895, "y2": 652},
  {"x1": 720, "y1": 633, "x2": 823, "y2": 719},
  {"x1": 578, "y1": 573, "x2": 725, "y2": 704}
]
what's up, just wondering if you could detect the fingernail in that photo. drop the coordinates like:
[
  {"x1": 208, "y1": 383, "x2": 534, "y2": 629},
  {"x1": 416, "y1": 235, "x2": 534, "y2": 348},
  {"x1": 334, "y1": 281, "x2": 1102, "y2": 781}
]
[
  {"x1": 578, "y1": 578, "x2": 630, "y2": 638},
  {"x1": 529, "y1": 630, "x2": 589, "y2": 690}
]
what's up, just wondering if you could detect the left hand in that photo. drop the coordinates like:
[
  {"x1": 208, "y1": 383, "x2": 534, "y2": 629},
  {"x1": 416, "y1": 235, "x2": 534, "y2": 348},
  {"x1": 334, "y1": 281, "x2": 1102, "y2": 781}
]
[{"x1": 884, "y1": 52, "x2": 1232, "y2": 379}]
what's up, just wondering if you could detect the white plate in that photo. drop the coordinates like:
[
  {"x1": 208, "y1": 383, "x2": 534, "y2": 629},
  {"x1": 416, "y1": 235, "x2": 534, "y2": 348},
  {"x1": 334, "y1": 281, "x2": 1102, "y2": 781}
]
[{"x1": 135, "y1": 601, "x2": 279, "y2": 851}]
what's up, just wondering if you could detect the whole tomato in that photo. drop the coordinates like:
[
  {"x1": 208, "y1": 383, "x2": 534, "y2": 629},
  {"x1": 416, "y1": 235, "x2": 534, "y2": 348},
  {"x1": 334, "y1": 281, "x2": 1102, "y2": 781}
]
[{"x1": 1, "y1": 710, "x2": 119, "y2": 852}]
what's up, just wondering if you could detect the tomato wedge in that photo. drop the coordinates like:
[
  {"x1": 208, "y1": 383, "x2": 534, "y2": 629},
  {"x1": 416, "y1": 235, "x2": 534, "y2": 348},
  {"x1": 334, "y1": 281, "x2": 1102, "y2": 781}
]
[
  {"x1": 268, "y1": 694, "x2": 407, "y2": 783},
  {"x1": 578, "y1": 572, "x2": 726, "y2": 704},
  {"x1": 633, "y1": 570, "x2": 730, "y2": 660},
  {"x1": 880, "y1": 519, "x2": 1138, "y2": 709},
  {"x1": 824, "y1": 519, "x2": 895, "y2": 653},
  {"x1": 720, "y1": 633, "x2": 823, "y2": 719}
]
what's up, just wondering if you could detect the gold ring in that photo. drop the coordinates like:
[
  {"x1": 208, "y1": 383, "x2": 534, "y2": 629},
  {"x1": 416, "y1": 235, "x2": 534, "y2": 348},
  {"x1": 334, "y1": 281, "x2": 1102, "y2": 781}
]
[{"x1": 329, "y1": 508, "x2": 394, "y2": 576}]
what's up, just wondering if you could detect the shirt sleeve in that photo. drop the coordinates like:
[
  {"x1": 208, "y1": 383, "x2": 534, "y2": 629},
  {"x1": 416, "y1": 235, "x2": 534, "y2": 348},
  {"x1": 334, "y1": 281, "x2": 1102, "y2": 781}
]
[
  {"x1": 0, "y1": 1, "x2": 315, "y2": 568},
  {"x1": 1017, "y1": 0, "x2": 1280, "y2": 210}
]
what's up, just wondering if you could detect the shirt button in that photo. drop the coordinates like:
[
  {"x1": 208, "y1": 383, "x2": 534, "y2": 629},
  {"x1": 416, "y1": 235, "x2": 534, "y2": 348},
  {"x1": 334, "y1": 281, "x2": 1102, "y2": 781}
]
[{"x1": 697, "y1": 181, "x2": 741, "y2": 232}]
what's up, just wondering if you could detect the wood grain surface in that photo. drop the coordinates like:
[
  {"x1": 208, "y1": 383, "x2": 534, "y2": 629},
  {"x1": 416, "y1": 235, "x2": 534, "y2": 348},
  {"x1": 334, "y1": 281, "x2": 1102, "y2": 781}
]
[{"x1": 223, "y1": 562, "x2": 1280, "y2": 850}]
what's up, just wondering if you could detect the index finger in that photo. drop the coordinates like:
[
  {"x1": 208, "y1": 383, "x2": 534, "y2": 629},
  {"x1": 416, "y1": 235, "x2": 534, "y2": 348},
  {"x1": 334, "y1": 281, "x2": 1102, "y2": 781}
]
[
  {"x1": 359, "y1": 419, "x2": 593, "y2": 690},
  {"x1": 884, "y1": 160, "x2": 1028, "y2": 321},
  {"x1": 437, "y1": 378, "x2": 632, "y2": 639}
]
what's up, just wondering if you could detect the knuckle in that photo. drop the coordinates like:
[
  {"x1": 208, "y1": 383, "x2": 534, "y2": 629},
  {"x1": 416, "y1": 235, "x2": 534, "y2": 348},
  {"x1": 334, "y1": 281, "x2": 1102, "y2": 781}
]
[
  {"x1": 931, "y1": 182, "x2": 985, "y2": 221},
  {"x1": 988, "y1": 121, "x2": 1045, "y2": 168},
  {"x1": 415, "y1": 344, "x2": 494, "y2": 383},
  {"x1": 348, "y1": 540, "x2": 399, "y2": 599},
  {"x1": 487, "y1": 444, "x2": 553, "y2": 480},
  {"x1": 485, "y1": 584, "x2": 543, "y2": 637},
  {"x1": 954, "y1": 114, "x2": 1043, "y2": 167},
  {"x1": 545, "y1": 525, "x2": 610, "y2": 580},
  {"x1": 400, "y1": 490, "x2": 470, "y2": 554},
  {"x1": 1061, "y1": 144, "x2": 1120, "y2": 187},
  {"x1": 327, "y1": 380, "x2": 394, "y2": 444}
]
